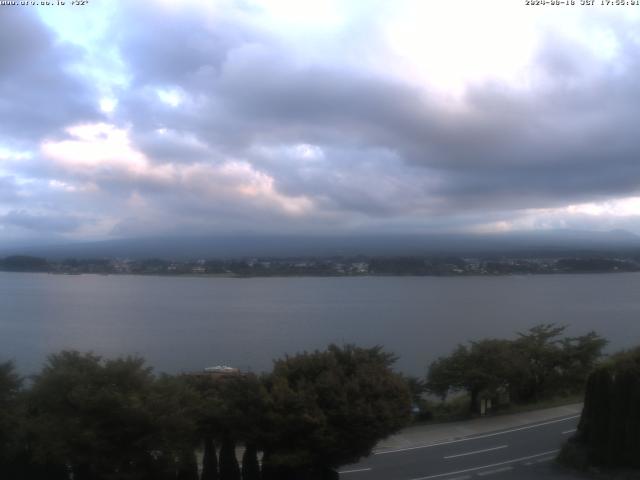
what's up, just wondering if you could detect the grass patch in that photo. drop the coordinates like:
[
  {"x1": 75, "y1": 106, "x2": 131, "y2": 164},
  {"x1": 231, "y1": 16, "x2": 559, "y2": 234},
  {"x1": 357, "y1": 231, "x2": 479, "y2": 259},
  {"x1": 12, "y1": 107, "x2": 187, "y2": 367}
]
[
  {"x1": 412, "y1": 392, "x2": 583, "y2": 426},
  {"x1": 492, "y1": 393, "x2": 583, "y2": 416}
]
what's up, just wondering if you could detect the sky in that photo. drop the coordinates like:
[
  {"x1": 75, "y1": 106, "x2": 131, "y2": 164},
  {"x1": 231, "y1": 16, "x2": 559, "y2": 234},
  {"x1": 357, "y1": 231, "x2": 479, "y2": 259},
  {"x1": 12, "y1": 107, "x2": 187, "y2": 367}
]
[{"x1": 1, "y1": 0, "x2": 640, "y2": 246}]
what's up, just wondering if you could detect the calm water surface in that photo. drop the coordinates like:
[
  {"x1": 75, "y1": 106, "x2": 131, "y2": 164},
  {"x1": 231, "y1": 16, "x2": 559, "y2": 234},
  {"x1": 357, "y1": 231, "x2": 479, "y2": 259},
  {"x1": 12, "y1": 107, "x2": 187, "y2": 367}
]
[{"x1": 2, "y1": 272, "x2": 640, "y2": 375}]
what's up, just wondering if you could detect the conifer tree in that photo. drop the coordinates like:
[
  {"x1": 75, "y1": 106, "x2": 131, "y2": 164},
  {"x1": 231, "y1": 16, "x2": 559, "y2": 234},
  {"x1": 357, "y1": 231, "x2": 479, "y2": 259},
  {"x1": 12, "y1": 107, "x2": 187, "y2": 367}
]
[
  {"x1": 241, "y1": 443, "x2": 261, "y2": 480},
  {"x1": 219, "y1": 436, "x2": 241, "y2": 480},
  {"x1": 201, "y1": 436, "x2": 219, "y2": 480}
]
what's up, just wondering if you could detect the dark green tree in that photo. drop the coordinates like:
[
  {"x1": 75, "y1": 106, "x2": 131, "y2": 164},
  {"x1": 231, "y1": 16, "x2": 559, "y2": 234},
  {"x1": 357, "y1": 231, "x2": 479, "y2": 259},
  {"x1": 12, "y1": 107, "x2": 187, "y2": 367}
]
[
  {"x1": 241, "y1": 443, "x2": 261, "y2": 480},
  {"x1": 427, "y1": 340, "x2": 515, "y2": 413},
  {"x1": 219, "y1": 436, "x2": 241, "y2": 480},
  {"x1": 217, "y1": 374, "x2": 267, "y2": 480},
  {"x1": 511, "y1": 324, "x2": 568, "y2": 402},
  {"x1": 426, "y1": 345, "x2": 468, "y2": 400},
  {"x1": 0, "y1": 255, "x2": 49, "y2": 272},
  {"x1": 187, "y1": 375, "x2": 224, "y2": 480},
  {"x1": 177, "y1": 449, "x2": 199, "y2": 480},
  {"x1": 403, "y1": 375, "x2": 427, "y2": 404},
  {"x1": 188, "y1": 372, "x2": 268, "y2": 480},
  {"x1": 0, "y1": 361, "x2": 24, "y2": 478},
  {"x1": 570, "y1": 347, "x2": 640, "y2": 468},
  {"x1": 428, "y1": 324, "x2": 607, "y2": 412},
  {"x1": 558, "y1": 331, "x2": 608, "y2": 393},
  {"x1": 261, "y1": 344, "x2": 411, "y2": 478},
  {"x1": 201, "y1": 435, "x2": 219, "y2": 480},
  {"x1": 27, "y1": 351, "x2": 198, "y2": 479}
]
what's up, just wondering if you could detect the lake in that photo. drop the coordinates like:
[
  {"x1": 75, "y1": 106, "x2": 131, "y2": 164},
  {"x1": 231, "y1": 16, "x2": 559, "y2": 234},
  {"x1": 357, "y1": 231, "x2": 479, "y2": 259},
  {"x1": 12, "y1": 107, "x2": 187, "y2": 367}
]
[{"x1": 1, "y1": 272, "x2": 639, "y2": 376}]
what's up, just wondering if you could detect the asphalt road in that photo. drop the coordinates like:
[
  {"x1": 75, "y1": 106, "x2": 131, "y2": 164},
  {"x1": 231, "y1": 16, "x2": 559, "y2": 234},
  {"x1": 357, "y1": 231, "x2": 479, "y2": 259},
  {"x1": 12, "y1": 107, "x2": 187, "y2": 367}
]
[{"x1": 339, "y1": 414, "x2": 586, "y2": 480}]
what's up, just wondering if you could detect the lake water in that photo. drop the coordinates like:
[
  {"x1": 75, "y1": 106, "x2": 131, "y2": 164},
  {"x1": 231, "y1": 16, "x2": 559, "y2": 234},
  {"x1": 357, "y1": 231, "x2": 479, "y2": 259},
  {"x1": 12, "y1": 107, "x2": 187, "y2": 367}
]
[{"x1": 2, "y1": 272, "x2": 640, "y2": 376}]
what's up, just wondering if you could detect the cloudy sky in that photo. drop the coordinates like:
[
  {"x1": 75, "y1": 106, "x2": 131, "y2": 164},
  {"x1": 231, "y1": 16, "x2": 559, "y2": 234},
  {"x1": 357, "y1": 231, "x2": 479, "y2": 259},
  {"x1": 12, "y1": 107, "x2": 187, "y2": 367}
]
[{"x1": 0, "y1": 0, "x2": 639, "y2": 245}]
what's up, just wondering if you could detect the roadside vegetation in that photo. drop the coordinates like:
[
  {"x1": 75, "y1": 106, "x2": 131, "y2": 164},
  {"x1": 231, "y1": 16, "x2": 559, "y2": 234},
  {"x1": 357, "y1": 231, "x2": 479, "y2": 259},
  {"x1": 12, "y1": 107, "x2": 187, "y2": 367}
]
[
  {"x1": 419, "y1": 324, "x2": 606, "y2": 418},
  {"x1": 0, "y1": 345, "x2": 411, "y2": 480},
  {"x1": 559, "y1": 346, "x2": 640, "y2": 478},
  {"x1": 0, "y1": 325, "x2": 619, "y2": 479}
]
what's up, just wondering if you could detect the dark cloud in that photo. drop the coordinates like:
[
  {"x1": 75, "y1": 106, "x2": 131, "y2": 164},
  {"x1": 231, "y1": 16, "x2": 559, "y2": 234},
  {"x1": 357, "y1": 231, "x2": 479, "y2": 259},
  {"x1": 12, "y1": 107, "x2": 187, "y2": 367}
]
[
  {"x1": 0, "y1": 176, "x2": 20, "y2": 202},
  {"x1": 1, "y1": 210, "x2": 87, "y2": 233},
  {"x1": 110, "y1": 5, "x2": 640, "y2": 213},
  {"x1": 0, "y1": 8, "x2": 99, "y2": 146},
  {"x1": 1, "y1": 3, "x2": 640, "y2": 244}
]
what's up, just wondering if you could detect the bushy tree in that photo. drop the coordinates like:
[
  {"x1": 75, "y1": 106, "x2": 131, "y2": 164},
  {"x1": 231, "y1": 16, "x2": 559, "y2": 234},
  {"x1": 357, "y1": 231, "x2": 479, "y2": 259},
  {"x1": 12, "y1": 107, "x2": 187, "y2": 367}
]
[
  {"x1": 511, "y1": 324, "x2": 568, "y2": 401},
  {"x1": 177, "y1": 449, "x2": 199, "y2": 480},
  {"x1": 217, "y1": 374, "x2": 267, "y2": 480},
  {"x1": 0, "y1": 361, "x2": 23, "y2": 477},
  {"x1": 558, "y1": 331, "x2": 608, "y2": 393},
  {"x1": 427, "y1": 340, "x2": 515, "y2": 413},
  {"x1": 427, "y1": 324, "x2": 607, "y2": 412},
  {"x1": 27, "y1": 351, "x2": 199, "y2": 479},
  {"x1": 402, "y1": 375, "x2": 426, "y2": 404},
  {"x1": 187, "y1": 372, "x2": 268, "y2": 480},
  {"x1": 187, "y1": 375, "x2": 225, "y2": 480},
  {"x1": 261, "y1": 345, "x2": 411, "y2": 478}
]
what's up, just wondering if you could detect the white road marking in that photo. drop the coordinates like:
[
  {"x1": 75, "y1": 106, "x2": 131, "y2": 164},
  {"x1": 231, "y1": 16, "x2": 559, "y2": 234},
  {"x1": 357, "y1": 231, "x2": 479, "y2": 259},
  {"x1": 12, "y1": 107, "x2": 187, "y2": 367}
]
[
  {"x1": 477, "y1": 466, "x2": 513, "y2": 476},
  {"x1": 523, "y1": 456, "x2": 555, "y2": 465},
  {"x1": 338, "y1": 467, "x2": 372, "y2": 474},
  {"x1": 443, "y1": 445, "x2": 508, "y2": 459},
  {"x1": 561, "y1": 429, "x2": 577, "y2": 435},
  {"x1": 407, "y1": 449, "x2": 559, "y2": 480},
  {"x1": 375, "y1": 415, "x2": 579, "y2": 455}
]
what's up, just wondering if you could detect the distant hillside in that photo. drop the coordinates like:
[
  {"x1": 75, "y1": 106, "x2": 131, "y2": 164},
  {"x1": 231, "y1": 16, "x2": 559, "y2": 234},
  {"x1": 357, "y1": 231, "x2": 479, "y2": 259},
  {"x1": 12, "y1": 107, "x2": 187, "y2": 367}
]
[{"x1": 2, "y1": 229, "x2": 639, "y2": 260}]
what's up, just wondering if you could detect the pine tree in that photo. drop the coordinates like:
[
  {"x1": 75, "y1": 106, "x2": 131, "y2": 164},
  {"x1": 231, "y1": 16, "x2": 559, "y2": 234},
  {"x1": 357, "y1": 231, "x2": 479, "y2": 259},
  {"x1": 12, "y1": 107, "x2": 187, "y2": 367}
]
[
  {"x1": 176, "y1": 449, "x2": 199, "y2": 480},
  {"x1": 202, "y1": 436, "x2": 219, "y2": 480},
  {"x1": 219, "y1": 437, "x2": 241, "y2": 480},
  {"x1": 241, "y1": 443, "x2": 260, "y2": 480},
  {"x1": 574, "y1": 347, "x2": 640, "y2": 468}
]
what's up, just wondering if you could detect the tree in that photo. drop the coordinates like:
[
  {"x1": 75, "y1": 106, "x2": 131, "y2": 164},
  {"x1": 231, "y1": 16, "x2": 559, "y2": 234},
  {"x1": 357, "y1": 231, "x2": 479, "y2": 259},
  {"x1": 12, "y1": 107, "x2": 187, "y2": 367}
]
[
  {"x1": 201, "y1": 436, "x2": 219, "y2": 480},
  {"x1": 177, "y1": 449, "x2": 199, "y2": 480},
  {"x1": 0, "y1": 255, "x2": 49, "y2": 272},
  {"x1": 426, "y1": 325, "x2": 607, "y2": 412},
  {"x1": 187, "y1": 374, "x2": 225, "y2": 480},
  {"x1": 188, "y1": 371, "x2": 269, "y2": 480},
  {"x1": 426, "y1": 345, "x2": 468, "y2": 401},
  {"x1": 558, "y1": 331, "x2": 608, "y2": 393},
  {"x1": 0, "y1": 361, "x2": 23, "y2": 477},
  {"x1": 217, "y1": 374, "x2": 267, "y2": 480},
  {"x1": 27, "y1": 351, "x2": 199, "y2": 479},
  {"x1": 427, "y1": 340, "x2": 516, "y2": 413},
  {"x1": 511, "y1": 324, "x2": 568, "y2": 402},
  {"x1": 566, "y1": 346, "x2": 640, "y2": 469},
  {"x1": 219, "y1": 437, "x2": 241, "y2": 480},
  {"x1": 261, "y1": 345, "x2": 411, "y2": 478},
  {"x1": 241, "y1": 444, "x2": 261, "y2": 480}
]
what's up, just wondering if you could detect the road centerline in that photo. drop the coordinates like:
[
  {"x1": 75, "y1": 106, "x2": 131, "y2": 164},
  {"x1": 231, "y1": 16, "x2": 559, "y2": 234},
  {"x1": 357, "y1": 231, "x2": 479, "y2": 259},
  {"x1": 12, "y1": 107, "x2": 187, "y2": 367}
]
[{"x1": 443, "y1": 445, "x2": 508, "y2": 459}]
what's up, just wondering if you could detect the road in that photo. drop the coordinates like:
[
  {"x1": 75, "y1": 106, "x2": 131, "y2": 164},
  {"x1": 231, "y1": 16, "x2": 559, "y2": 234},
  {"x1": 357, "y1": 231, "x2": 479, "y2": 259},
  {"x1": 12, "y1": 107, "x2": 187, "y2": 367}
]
[{"x1": 339, "y1": 414, "x2": 586, "y2": 480}]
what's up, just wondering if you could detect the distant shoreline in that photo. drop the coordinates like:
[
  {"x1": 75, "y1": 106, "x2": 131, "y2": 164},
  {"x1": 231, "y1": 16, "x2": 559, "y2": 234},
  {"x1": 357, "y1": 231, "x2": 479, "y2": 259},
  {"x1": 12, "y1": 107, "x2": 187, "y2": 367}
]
[
  {"x1": 2, "y1": 254, "x2": 639, "y2": 278},
  {"x1": 0, "y1": 269, "x2": 638, "y2": 279}
]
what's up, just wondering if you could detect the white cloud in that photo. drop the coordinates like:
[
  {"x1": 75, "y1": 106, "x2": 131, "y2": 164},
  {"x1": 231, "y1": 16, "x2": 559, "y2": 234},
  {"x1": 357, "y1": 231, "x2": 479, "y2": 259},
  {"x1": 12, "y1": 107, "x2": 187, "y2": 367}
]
[
  {"x1": 156, "y1": 88, "x2": 184, "y2": 107},
  {"x1": 2, "y1": 1, "x2": 640, "y2": 242},
  {"x1": 41, "y1": 122, "x2": 314, "y2": 221},
  {"x1": 99, "y1": 98, "x2": 117, "y2": 114}
]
